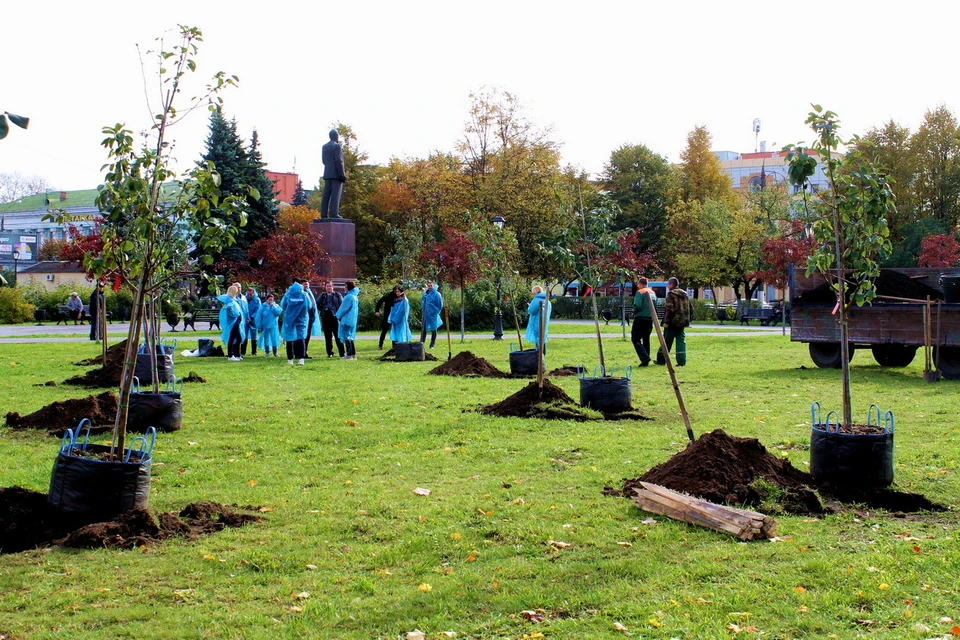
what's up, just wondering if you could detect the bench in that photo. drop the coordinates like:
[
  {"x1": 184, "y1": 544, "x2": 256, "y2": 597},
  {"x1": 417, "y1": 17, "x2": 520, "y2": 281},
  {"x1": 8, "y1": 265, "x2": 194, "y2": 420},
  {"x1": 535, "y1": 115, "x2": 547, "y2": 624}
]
[
  {"x1": 56, "y1": 304, "x2": 89, "y2": 325},
  {"x1": 182, "y1": 309, "x2": 220, "y2": 331},
  {"x1": 739, "y1": 307, "x2": 780, "y2": 326}
]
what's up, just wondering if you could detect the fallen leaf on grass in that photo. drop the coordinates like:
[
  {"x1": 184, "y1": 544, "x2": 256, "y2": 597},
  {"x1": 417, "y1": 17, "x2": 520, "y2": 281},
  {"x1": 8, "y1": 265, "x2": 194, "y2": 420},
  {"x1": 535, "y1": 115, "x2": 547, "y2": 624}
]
[
  {"x1": 406, "y1": 631, "x2": 426, "y2": 640},
  {"x1": 617, "y1": 541, "x2": 632, "y2": 547},
  {"x1": 413, "y1": 487, "x2": 431, "y2": 496},
  {"x1": 613, "y1": 622, "x2": 628, "y2": 633},
  {"x1": 374, "y1": 569, "x2": 393, "y2": 575},
  {"x1": 879, "y1": 583, "x2": 890, "y2": 590},
  {"x1": 285, "y1": 606, "x2": 303, "y2": 613},
  {"x1": 466, "y1": 552, "x2": 478, "y2": 562},
  {"x1": 520, "y1": 610, "x2": 545, "y2": 622},
  {"x1": 639, "y1": 517, "x2": 657, "y2": 525},
  {"x1": 952, "y1": 625, "x2": 960, "y2": 636},
  {"x1": 548, "y1": 540, "x2": 572, "y2": 549},
  {"x1": 418, "y1": 583, "x2": 432, "y2": 592},
  {"x1": 291, "y1": 591, "x2": 310, "y2": 600},
  {"x1": 305, "y1": 564, "x2": 317, "y2": 570},
  {"x1": 648, "y1": 618, "x2": 662, "y2": 628},
  {"x1": 794, "y1": 586, "x2": 807, "y2": 594},
  {"x1": 344, "y1": 420, "x2": 358, "y2": 426},
  {"x1": 247, "y1": 480, "x2": 257, "y2": 486}
]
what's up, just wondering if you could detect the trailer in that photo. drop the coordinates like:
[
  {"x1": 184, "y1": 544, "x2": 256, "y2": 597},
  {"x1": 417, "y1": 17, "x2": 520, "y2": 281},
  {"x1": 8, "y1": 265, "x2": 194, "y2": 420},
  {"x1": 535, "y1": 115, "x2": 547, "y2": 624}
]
[{"x1": 789, "y1": 266, "x2": 960, "y2": 378}]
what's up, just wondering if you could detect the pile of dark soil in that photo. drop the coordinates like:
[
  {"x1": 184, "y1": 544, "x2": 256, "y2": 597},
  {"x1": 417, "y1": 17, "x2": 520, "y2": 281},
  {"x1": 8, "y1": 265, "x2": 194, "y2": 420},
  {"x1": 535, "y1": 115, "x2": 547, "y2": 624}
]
[
  {"x1": 379, "y1": 348, "x2": 439, "y2": 362},
  {"x1": 0, "y1": 487, "x2": 260, "y2": 554},
  {"x1": 429, "y1": 351, "x2": 506, "y2": 377},
  {"x1": 479, "y1": 380, "x2": 651, "y2": 422},
  {"x1": 63, "y1": 340, "x2": 129, "y2": 388},
  {"x1": 181, "y1": 371, "x2": 207, "y2": 383},
  {"x1": 547, "y1": 366, "x2": 580, "y2": 377},
  {"x1": 74, "y1": 340, "x2": 129, "y2": 367},
  {"x1": 5, "y1": 392, "x2": 119, "y2": 436},
  {"x1": 794, "y1": 269, "x2": 944, "y2": 305},
  {"x1": 615, "y1": 429, "x2": 944, "y2": 515}
]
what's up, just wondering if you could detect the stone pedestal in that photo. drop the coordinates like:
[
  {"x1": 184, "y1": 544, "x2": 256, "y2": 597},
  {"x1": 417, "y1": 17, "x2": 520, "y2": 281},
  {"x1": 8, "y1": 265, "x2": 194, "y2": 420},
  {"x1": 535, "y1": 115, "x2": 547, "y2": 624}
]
[{"x1": 309, "y1": 218, "x2": 356, "y2": 286}]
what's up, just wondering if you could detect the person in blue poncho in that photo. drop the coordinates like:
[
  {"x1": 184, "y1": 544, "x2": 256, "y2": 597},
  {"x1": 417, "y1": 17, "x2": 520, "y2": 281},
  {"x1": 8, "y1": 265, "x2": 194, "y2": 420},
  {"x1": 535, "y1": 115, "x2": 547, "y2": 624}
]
[
  {"x1": 420, "y1": 280, "x2": 444, "y2": 349},
  {"x1": 334, "y1": 280, "x2": 360, "y2": 360},
  {"x1": 256, "y1": 293, "x2": 282, "y2": 357},
  {"x1": 241, "y1": 287, "x2": 261, "y2": 356},
  {"x1": 217, "y1": 285, "x2": 246, "y2": 361},
  {"x1": 280, "y1": 280, "x2": 310, "y2": 365},
  {"x1": 387, "y1": 286, "x2": 413, "y2": 345},
  {"x1": 525, "y1": 285, "x2": 552, "y2": 354}
]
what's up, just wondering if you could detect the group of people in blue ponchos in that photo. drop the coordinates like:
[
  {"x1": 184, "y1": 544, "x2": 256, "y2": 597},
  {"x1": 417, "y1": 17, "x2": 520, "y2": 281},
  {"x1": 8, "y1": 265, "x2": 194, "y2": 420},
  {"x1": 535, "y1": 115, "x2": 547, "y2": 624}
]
[
  {"x1": 211, "y1": 279, "x2": 556, "y2": 364},
  {"x1": 215, "y1": 279, "x2": 360, "y2": 365}
]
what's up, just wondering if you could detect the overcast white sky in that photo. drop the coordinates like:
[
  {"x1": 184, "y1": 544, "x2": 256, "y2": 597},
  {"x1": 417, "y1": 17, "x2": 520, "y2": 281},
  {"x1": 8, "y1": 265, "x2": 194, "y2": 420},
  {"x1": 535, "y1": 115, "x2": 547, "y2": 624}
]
[{"x1": 2, "y1": 1, "x2": 958, "y2": 193}]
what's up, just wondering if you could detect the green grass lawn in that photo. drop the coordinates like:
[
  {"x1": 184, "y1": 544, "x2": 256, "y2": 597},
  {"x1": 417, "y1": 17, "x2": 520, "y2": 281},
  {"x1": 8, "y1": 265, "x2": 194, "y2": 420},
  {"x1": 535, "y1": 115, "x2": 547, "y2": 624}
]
[{"x1": 1, "y1": 332, "x2": 958, "y2": 639}]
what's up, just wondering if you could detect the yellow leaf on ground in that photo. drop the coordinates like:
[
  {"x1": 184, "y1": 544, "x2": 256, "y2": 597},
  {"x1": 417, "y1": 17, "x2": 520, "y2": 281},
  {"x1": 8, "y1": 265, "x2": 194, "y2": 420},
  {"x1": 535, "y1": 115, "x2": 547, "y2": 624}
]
[
  {"x1": 418, "y1": 583, "x2": 432, "y2": 592},
  {"x1": 344, "y1": 420, "x2": 358, "y2": 426},
  {"x1": 292, "y1": 591, "x2": 310, "y2": 600},
  {"x1": 879, "y1": 583, "x2": 890, "y2": 590},
  {"x1": 451, "y1": 532, "x2": 462, "y2": 540},
  {"x1": 794, "y1": 586, "x2": 807, "y2": 594},
  {"x1": 648, "y1": 618, "x2": 662, "y2": 628},
  {"x1": 247, "y1": 480, "x2": 257, "y2": 486}
]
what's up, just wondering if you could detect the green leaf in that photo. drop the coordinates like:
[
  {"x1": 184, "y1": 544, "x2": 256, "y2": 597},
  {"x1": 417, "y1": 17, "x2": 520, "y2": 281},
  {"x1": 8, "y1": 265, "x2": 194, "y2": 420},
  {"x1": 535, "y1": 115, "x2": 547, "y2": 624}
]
[{"x1": 6, "y1": 113, "x2": 29, "y2": 129}]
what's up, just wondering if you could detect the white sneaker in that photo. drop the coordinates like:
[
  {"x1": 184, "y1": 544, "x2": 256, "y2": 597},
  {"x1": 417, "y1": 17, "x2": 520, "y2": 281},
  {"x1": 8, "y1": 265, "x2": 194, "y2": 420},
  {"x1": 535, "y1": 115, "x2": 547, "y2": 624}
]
[
  {"x1": 228, "y1": 356, "x2": 241, "y2": 362},
  {"x1": 288, "y1": 359, "x2": 294, "y2": 365},
  {"x1": 297, "y1": 359, "x2": 305, "y2": 365}
]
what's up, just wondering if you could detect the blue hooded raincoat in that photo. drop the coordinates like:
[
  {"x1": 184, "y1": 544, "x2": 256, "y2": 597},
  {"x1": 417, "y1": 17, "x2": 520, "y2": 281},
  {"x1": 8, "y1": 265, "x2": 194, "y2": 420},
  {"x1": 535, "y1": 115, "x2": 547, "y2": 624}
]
[
  {"x1": 216, "y1": 294, "x2": 246, "y2": 346},
  {"x1": 256, "y1": 301, "x2": 282, "y2": 350},
  {"x1": 421, "y1": 287, "x2": 444, "y2": 332},
  {"x1": 525, "y1": 292, "x2": 552, "y2": 347},
  {"x1": 245, "y1": 290, "x2": 261, "y2": 333},
  {"x1": 388, "y1": 294, "x2": 413, "y2": 342},
  {"x1": 280, "y1": 282, "x2": 310, "y2": 342},
  {"x1": 335, "y1": 287, "x2": 360, "y2": 342}
]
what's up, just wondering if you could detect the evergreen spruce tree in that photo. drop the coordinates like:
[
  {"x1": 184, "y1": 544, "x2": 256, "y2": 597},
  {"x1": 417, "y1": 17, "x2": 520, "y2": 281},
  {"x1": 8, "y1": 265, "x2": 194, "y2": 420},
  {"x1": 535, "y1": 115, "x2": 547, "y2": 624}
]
[
  {"x1": 196, "y1": 110, "x2": 278, "y2": 268},
  {"x1": 292, "y1": 179, "x2": 308, "y2": 205}
]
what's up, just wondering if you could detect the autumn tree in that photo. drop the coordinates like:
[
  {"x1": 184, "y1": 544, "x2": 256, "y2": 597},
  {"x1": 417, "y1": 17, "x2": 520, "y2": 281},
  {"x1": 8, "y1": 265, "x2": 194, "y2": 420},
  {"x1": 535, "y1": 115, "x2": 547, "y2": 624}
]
[
  {"x1": 235, "y1": 205, "x2": 326, "y2": 293},
  {"x1": 421, "y1": 227, "x2": 488, "y2": 342},
  {"x1": 457, "y1": 88, "x2": 565, "y2": 277},
  {"x1": 754, "y1": 219, "x2": 817, "y2": 290},
  {"x1": 910, "y1": 105, "x2": 960, "y2": 229},
  {"x1": 602, "y1": 143, "x2": 678, "y2": 251},
  {"x1": 38, "y1": 237, "x2": 68, "y2": 261},
  {"x1": 678, "y1": 125, "x2": 734, "y2": 205},
  {"x1": 918, "y1": 233, "x2": 960, "y2": 268}
]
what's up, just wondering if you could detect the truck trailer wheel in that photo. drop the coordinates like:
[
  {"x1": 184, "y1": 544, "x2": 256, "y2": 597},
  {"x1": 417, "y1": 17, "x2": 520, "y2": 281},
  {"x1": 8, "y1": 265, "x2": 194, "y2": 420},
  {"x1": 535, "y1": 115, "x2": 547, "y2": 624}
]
[
  {"x1": 809, "y1": 342, "x2": 855, "y2": 369},
  {"x1": 871, "y1": 345, "x2": 918, "y2": 367},
  {"x1": 935, "y1": 347, "x2": 960, "y2": 380}
]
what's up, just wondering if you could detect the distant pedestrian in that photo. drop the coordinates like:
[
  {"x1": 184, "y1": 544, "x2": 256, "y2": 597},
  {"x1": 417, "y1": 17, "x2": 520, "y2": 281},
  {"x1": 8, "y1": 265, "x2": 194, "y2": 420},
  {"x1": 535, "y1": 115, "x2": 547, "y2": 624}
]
[
  {"x1": 317, "y1": 281, "x2": 345, "y2": 358},
  {"x1": 88, "y1": 282, "x2": 105, "y2": 341},
  {"x1": 525, "y1": 285, "x2": 552, "y2": 354},
  {"x1": 420, "y1": 280, "x2": 443, "y2": 349},
  {"x1": 335, "y1": 280, "x2": 360, "y2": 360},
  {"x1": 217, "y1": 285, "x2": 245, "y2": 361},
  {"x1": 256, "y1": 294, "x2": 282, "y2": 357},
  {"x1": 655, "y1": 277, "x2": 693, "y2": 366},
  {"x1": 67, "y1": 292, "x2": 84, "y2": 325},
  {"x1": 302, "y1": 280, "x2": 319, "y2": 358},
  {"x1": 280, "y1": 280, "x2": 310, "y2": 365},
  {"x1": 375, "y1": 285, "x2": 400, "y2": 349},
  {"x1": 241, "y1": 287, "x2": 261, "y2": 356},
  {"x1": 631, "y1": 277, "x2": 656, "y2": 366},
  {"x1": 388, "y1": 286, "x2": 413, "y2": 345}
]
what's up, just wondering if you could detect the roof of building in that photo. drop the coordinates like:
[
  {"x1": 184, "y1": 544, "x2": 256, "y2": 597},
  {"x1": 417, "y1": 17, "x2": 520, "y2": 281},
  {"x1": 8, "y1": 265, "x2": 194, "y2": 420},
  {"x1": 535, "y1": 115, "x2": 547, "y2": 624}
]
[{"x1": 19, "y1": 261, "x2": 86, "y2": 274}]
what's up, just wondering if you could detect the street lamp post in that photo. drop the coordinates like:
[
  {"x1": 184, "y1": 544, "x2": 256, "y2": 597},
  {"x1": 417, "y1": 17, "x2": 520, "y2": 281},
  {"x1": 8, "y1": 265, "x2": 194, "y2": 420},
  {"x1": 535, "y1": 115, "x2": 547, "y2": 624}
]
[
  {"x1": 11, "y1": 249, "x2": 19, "y2": 288},
  {"x1": 492, "y1": 215, "x2": 505, "y2": 340}
]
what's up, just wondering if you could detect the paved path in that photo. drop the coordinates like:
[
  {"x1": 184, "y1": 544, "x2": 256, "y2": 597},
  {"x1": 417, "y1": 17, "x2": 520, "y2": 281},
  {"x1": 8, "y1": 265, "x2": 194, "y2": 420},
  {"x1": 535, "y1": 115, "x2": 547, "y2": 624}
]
[{"x1": 0, "y1": 320, "x2": 792, "y2": 344}]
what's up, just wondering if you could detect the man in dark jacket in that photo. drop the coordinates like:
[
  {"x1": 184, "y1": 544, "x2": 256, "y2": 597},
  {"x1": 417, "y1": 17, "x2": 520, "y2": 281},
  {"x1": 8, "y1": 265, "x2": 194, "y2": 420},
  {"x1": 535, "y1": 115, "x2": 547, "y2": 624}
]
[
  {"x1": 88, "y1": 282, "x2": 105, "y2": 341},
  {"x1": 321, "y1": 129, "x2": 346, "y2": 219},
  {"x1": 374, "y1": 285, "x2": 400, "y2": 349},
  {"x1": 317, "y1": 281, "x2": 345, "y2": 358},
  {"x1": 656, "y1": 277, "x2": 692, "y2": 366}
]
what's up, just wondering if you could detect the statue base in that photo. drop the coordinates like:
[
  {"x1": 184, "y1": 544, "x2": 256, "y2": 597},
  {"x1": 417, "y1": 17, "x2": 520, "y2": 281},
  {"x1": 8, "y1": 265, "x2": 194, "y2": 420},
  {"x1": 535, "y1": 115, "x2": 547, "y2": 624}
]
[{"x1": 310, "y1": 218, "x2": 357, "y2": 287}]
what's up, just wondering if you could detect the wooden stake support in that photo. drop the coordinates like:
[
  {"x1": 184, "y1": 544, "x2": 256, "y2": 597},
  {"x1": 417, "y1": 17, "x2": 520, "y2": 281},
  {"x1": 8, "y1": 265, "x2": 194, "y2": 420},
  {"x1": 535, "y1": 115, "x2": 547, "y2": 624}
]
[{"x1": 631, "y1": 482, "x2": 777, "y2": 541}]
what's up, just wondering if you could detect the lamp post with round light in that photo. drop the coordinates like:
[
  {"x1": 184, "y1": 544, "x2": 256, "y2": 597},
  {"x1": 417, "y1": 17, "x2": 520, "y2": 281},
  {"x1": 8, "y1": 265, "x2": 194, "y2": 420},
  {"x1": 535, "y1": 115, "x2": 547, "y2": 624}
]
[
  {"x1": 11, "y1": 249, "x2": 19, "y2": 287},
  {"x1": 492, "y1": 215, "x2": 505, "y2": 340}
]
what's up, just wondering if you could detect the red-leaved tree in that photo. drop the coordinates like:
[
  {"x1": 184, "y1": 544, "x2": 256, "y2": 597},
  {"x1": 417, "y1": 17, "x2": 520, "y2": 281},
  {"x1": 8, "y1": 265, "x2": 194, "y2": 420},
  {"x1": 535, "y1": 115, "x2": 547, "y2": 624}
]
[
  {"x1": 422, "y1": 227, "x2": 489, "y2": 342},
  {"x1": 918, "y1": 233, "x2": 960, "y2": 268},
  {"x1": 754, "y1": 220, "x2": 818, "y2": 291}
]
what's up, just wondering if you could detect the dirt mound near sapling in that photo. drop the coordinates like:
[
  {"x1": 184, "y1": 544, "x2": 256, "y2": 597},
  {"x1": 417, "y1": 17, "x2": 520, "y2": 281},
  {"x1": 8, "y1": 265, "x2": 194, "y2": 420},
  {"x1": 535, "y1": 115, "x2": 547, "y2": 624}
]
[
  {"x1": 623, "y1": 429, "x2": 825, "y2": 515},
  {"x1": 0, "y1": 486, "x2": 261, "y2": 554},
  {"x1": 63, "y1": 339, "x2": 130, "y2": 388},
  {"x1": 5, "y1": 392, "x2": 119, "y2": 436},
  {"x1": 75, "y1": 339, "x2": 129, "y2": 366},
  {"x1": 181, "y1": 371, "x2": 207, "y2": 383},
  {"x1": 547, "y1": 366, "x2": 580, "y2": 377},
  {"x1": 379, "y1": 348, "x2": 439, "y2": 362},
  {"x1": 429, "y1": 351, "x2": 506, "y2": 377},
  {"x1": 480, "y1": 379, "x2": 579, "y2": 418}
]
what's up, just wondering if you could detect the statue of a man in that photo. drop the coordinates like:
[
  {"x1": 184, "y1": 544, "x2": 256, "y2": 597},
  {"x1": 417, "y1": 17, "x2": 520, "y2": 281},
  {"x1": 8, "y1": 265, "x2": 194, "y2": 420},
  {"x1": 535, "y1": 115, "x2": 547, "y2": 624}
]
[{"x1": 321, "y1": 129, "x2": 346, "y2": 219}]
